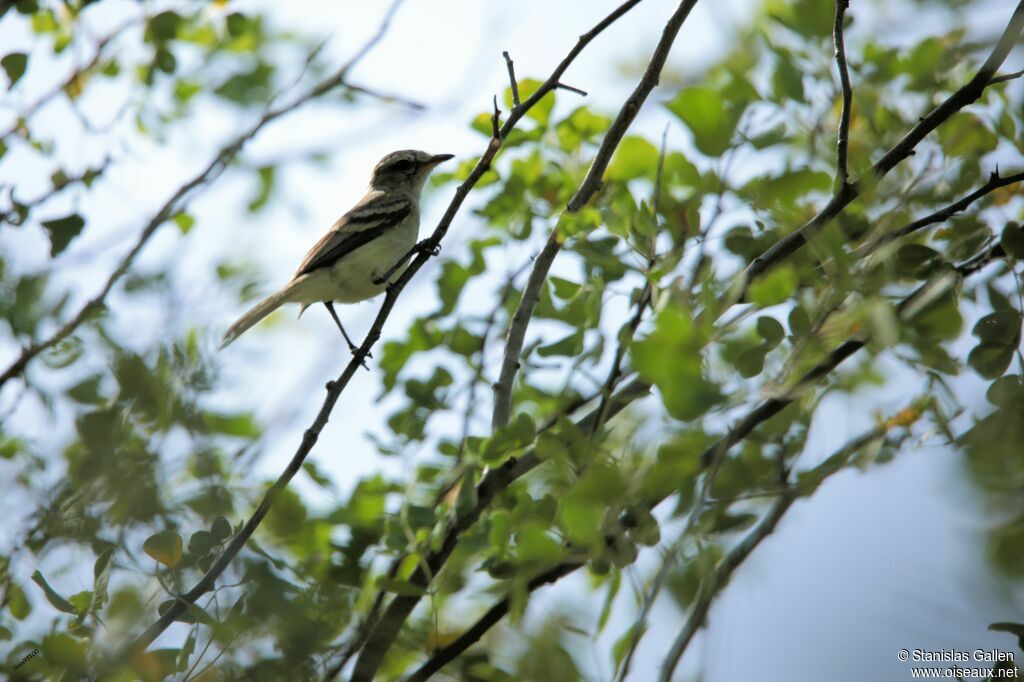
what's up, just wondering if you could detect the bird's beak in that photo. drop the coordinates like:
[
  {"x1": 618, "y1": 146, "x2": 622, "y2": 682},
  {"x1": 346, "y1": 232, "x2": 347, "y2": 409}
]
[{"x1": 425, "y1": 153, "x2": 455, "y2": 167}]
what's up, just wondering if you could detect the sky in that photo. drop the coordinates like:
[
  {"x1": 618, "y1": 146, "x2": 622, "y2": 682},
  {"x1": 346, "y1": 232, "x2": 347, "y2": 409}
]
[{"x1": 1, "y1": 0, "x2": 1022, "y2": 680}]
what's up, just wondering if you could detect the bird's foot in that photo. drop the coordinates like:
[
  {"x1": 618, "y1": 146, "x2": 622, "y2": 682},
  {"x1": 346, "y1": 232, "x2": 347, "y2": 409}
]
[
  {"x1": 417, "y1": 239, "x2": 441, "y2": 257},
  {"x1": 347, "y1": 343, "x2": 372, "y2": 370}
]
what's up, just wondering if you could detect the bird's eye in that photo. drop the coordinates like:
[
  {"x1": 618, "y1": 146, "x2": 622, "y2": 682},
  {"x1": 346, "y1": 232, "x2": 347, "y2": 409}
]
[{"x1": 389, "y1": 159, "x2": 415, "y2": 173}]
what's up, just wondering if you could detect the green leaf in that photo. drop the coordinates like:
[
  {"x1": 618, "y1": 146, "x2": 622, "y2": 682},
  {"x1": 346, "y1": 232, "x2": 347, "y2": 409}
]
[
  {"x1": 41, "y1": 633, "x2": 87, "y2": 672},
  {"x1": 895, "y1": 244, "x2": 943, "y2": 279},
  {"x1": 146, "y1": 10, "x2": 182, "y2": 42},
  {"x1": 633, "y1": 304, "x2": 722, "y2": 420},
  {"x1": 514, "y1": 522, "x2": 562, "y2": 563},
  {"x1": 92, "y1": 547, "x2": 114, "y2": 611},
  {"x1": 172, "y1": 212, "x2": 195, "y2": 234},
  {"x1": 938, "y1": 113, "x2": 998, "y2": 157},
  {"x1": 507, "y1": 78, "x2": 555, "y2": 126},
  {"x1": 7, "y1": 583, "x2": 30, "y2": 619},
  {"x1": 736, "y1": 346, "x2": 767, "y2": 378},
  {"x1": 607, "y1": 136, "x2": 659, "y2": 181},
  {"x1": 143, "y1": 530, "x2": 184, "y2": 567},
  {"x1": 375, "y1": 576, "x2": 427, "y2": 597},
  {"x1": 40, "y1": 213, "x2": 85, "y2": 256},
  {"x1": 756, "y1": 316, "x2": 785, "y2": 347},
  {"x1": 973, "y1": 311, "x2": 1022, "y2": 345},
  {"x1": 597, "y1": 570, "x2": 621, "y2": 634},
  {"x1": 1, "y1": 52, "x2": 28, "y2": 86},
  {"x1": 211, "y1": 516, "x2": 233, "y2": 541},
  {"x1": 188, "y1": 530, "x2": 215, "y2": 556},
  {"x1": 537, "y1": 330, "x2": 584, "y2": 357},
  {"x1": 748, "y1": 265, "x2": 797, "y2": 307},
  {"x1": 987, "y1": 375, "x2": 1024, "y2": 407},
  {"x1": 666, "y1": 87, "x2": 737, "y2": 156},
  {"x1": 69, "y1": 590, "x2": 93, "y2": 614},
  {"x1": 1001, "y1": 222, "x2": 1024, "y2": 259},
  {"x1": 177, "y1": 629, "x2": 197, "y2": 673},
  {"x1": 968, "y1": 344, "x2": 1015, "y2": 379},
  {"x1": 31, "y1": 570, "x2": 77, "y2": 614}
]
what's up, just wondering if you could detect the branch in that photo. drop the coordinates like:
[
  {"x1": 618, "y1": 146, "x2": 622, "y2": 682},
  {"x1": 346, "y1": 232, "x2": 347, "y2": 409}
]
[
  {"x1": 491, "y1": 0, "x2": 701, "y2": 430},
  {"x1": 658, "y1": 491, "x2": 795, "y2": 681},
  {"x1": 502, "y1": 51, "x2": 520, "y2": 107},
  {"x1": 856, "y1": 168, "x2": 1024, "y2": 258},
  {"x1": 832, "y1": 0, "x2": 853, "y2": 188},
  {"x1": 658, "y1": 420, "x2": 916, "y2": 680},
  {"x1": 109, "y1": 0, "x2": 649, "y2": 676},
  {"x1": 384, "y1": 241, "x2": 1007, "y2": 680},
  {"x1": 408, "y1": 407, "x2": 919, "y2": 682},
  {"x1": 741, "y1": 1, "x2": 1024, "y2": 298},
  {"x1": 402, "y1": 562, "x2": 582, "y2": 682},
  {"x1": 0, "y1": 0, "x2": 413, "y2": 393},
  {"x1": 348, "y1": 379, "x2": 651, "y2": 680}
]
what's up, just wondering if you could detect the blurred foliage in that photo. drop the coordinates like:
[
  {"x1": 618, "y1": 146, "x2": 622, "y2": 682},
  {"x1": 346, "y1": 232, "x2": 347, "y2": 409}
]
[{"x1": 1, "y1": 0, "x2": 1023, "y2": 680}]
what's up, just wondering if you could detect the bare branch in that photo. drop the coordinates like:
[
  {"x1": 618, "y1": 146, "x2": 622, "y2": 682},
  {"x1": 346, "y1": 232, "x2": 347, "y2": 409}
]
[
  {"x1": 502, "y1": 51, "x2": 520, "y2": 107},
  {"x1": 832, "y1": 0, "x2": 853, "y2": 188},
  {"x1": 0, "y1": 0, "x2": 417, "y2": 393},
  {"x1": 555, "y1": 82, "x2": 589, "y2": 96},
  {"x1": 989, "y1": 68, "x2": 1024, "y2": 85},
  {"x1": 491, "y1": 0, "x2": 700, "y2": 430}
]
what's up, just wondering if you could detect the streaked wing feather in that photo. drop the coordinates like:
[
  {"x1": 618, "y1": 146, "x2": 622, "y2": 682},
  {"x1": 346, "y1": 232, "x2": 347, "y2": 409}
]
[{"x1": 295, "y1": 194, "x2": 412, "y2": 277}]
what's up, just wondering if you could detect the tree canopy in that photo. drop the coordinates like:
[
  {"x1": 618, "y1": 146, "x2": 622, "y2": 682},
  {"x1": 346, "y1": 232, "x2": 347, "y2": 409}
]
[{"x1": 1, "y1": 0, "x2": 1023, "y2": 680}]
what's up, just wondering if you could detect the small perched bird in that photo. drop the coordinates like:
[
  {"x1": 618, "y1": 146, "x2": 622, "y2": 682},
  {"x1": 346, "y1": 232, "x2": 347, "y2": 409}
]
[{"x1": 219, "y1": 150, "x2": 454, "y2": 350}]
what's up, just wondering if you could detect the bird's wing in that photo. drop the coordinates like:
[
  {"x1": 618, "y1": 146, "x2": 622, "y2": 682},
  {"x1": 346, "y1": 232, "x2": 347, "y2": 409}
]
[{"x1": 294, "y1": 192, "x2": 413, "y2": 277}]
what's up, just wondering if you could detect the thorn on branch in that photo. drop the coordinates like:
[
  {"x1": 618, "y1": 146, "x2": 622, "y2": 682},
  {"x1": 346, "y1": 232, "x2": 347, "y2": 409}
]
[
  {"x1": 502, "y1": 50, "x2": 520, "y2": 107},
  {"x1": 555, "y1": 81, "x2": 588, "y2": 97}
]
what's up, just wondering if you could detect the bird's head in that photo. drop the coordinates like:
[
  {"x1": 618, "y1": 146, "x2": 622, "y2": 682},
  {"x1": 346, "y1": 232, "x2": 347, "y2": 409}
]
[{"x1": 369, "y1": 150, "x2": 454, "y2": 193}]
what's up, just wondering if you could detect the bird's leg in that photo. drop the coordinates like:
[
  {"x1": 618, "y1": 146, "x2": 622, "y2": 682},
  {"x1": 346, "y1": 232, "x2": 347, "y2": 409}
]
[
  {"x1": 323, "y1": 302, "x2": 371, "y2": 367},
  {"x1": 371, "y1": 239, "x2": 442, "y2": 286}
]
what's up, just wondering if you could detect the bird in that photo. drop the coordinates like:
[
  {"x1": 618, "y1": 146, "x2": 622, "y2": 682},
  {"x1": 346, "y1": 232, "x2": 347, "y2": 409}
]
[{"x1": 219, "y1": 150, "x2": 454, "y2": 351}]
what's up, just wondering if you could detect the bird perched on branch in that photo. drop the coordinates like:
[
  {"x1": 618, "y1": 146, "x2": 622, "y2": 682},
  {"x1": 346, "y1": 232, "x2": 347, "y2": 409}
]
[{"x1": 219, "y1": 149, "x2": 454, "y2": 351}]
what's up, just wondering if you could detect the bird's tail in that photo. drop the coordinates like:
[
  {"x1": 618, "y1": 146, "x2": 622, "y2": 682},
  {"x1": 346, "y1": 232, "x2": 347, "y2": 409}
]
[{"x1": 219, "y1": 286, "x2": 297, "y2": 349}]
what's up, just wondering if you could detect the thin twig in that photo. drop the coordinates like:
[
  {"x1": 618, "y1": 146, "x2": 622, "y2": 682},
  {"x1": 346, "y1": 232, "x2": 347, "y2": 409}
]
[
  {"x1": 856, "y1": 168, "x2": 1024, "y2": 258},
  {"x1": 0, "y1": 19, "x2": 137, "y2": 143},
  {"x1": 989, "y1": 68, "x2": 1024, "y2": 85},
  {"x1": 402, "y1": 562, "x2": 583, "y2": 682},
  {"x1": 832, "y1": 0, "x2": 853, "y2": 188},
  {"x1": 555, "y1": 82, "x2": 589, "y2": 96},
  {"x1": 502, "y1": 51, "x2": 520, "y2": 107},
  {"x1": 0, "y1": 0, "x2": 414, "y2": 393},
  {"x1": 491, "y1": 0, "x2": 700, "y2": 431}
]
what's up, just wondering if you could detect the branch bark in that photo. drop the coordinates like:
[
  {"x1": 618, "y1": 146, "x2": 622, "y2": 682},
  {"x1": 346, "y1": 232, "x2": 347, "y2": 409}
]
[
  {"x1": 832, "y1": 0, "x2": 853, "y2": 188},
  {"x1": 491, "y1": 0, "x2": 701, "y2": 430},
  {"x1": 0, "y1": 0, "x2": 412, "y2": 392}
]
